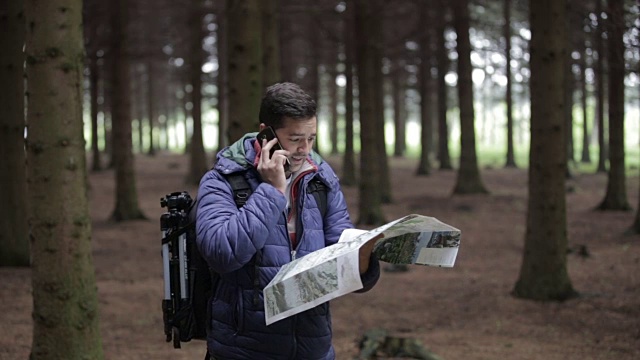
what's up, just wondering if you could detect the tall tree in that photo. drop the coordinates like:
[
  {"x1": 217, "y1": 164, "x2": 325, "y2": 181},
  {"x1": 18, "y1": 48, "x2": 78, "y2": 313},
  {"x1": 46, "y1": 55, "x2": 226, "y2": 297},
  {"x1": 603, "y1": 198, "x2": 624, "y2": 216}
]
[
  {"x1": 88, "y1": 52, "x2": 102, "y2": 170},
  {"x1": 632, "y1": 59, "x2": 640, "y2": 234},
  {"x1": 341, "y1": 1, "x2": 357, "y2": 186},
  {"x1": 594, "y1": 0, "x2": 607, "y2": 173},
  {"x1": 579, "y1": 38, "x2": 591, "y2": 163},
  {"x1": 416, "y1": 0, "x2": 433, "y2": 175},
  {"x1": 504, "y1": 0, "x2": 517, "y2": 168},
  {"x1": 435, "y1": 0, "x2": 452, "y2": 170},
  {"x1": 513, "y1": 0, "x2": 576, "y2": 301},
  {"x1": 110, "y1": 0, "x2": 145, "y2": 220},
  {"x1": 25, "y1": 0, "x2": 104, "y2": 357},
  {"x1": 84, "y1": 1, "x2": 103, "y2": 171},
  {"x1": 262, "y1": 0, "x2": 281, "y2": 86},
  {"x1": 227, "y1": 0, "x2": 263, "y2": 140},
  {"x1": 329, "y1": 65, "x2": 340, "y2": 155},
  {"x1": 392, "y1": 64, "x2": 406, "y2": 157},
  {"x1": 0, "y1": 0, "x2": 30, "y2": 266},
  {"x1": 186, "y1": 0, "x2": 209, "y2": 185},
  {"x1": 563, "y1": 0, "x2": 575, "y2": 168},
  {"x1": 354, "y1": 0, "x2": 385, "y2": 225},
  {"x1": 452, "y1": 0, "x2": 488, "y2": 194},
  {"x1": 216, "y1": 4, "x2": 229, "y2": 151},
  {"x1": 597, "y1": 0, "x2": 630, "y2": 211},
  {"x1": 146, "y1": 60, "x2": 157, "y2": 156}
]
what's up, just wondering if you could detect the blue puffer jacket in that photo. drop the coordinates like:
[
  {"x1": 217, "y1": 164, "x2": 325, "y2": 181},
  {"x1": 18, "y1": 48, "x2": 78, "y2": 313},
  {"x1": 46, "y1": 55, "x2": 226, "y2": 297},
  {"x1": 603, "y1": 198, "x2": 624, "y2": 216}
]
[{"x1": 196, "y1": 133, "x2": 380, "y2": 360}]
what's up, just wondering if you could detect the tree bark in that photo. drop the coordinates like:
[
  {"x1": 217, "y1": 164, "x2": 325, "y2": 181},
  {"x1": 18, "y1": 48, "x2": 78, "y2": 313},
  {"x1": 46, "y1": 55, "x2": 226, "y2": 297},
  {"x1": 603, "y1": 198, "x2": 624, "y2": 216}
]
[
  {"x1": 226, "y1": 0, "x2": 263, "y2": 141},
  {"x1": 261, "y1": 0, "x2": 281, "y2": 86},
  {"x1": 392, "y1": 66, "x2": 406, "y2": 158},
  {"x1": 110, "y1": 0, "x2": 145, "y2": 221},
  {"x1": 372, "y1": 3, "x2": 391, "y2": 204},
  {"x1": 579, "y1": 41, "x2": 591, "y2": 163},
  {"x1": 216, "y1": 6, "x2": 229, "y2": 151},
  {"x1": 594, "y1": 0, "x2": 607, "y2": 173},
  {"x1": 146, "y1": 59, "x2": 156, "y2": 156},
  {"x1": 186, "y1": 0, "x2": 209, "y2": 185},
  {"x1": 329, "y1": 66, "x2": 339, "y2": 155},
  {"x1": 341, "y1": 1, "x2": 357, "y2": 186},
  {"x1": 504, "y1": 0, "x2": 517, "y2": 168},
  {"x1": 452, "y1": 0, "x2": 488, "y2": 194},
  {"x1": 354, "y1": 0, "x2": 385, "y2": 225},
  {"x1": 436, "y1": 0, "x2": 452, "y2": 170},
  {"x1": 597, "y1": 0, "x2": 630, "y2": 211},
  {"x1": 632, "y1": 60, "x2": 640, "y2": 233},
  {"x1": 513, "y1": 0, "x2": 576, "y2": 301},
  {"x1": 416, "y1": 1, "x2": 433, "y2": 175},
  {"x1": 90, "y1": 56, "x2": 102, "y2": 166},
  {"x1": 25, "y1": 0, "x2": 104, "y2": 356},
  {"x1": 564, "y1": 0, "x2": 575, "y2": 167},
  {"x1": 0, "y1": 0, "x2": 30, "y2": 266}
]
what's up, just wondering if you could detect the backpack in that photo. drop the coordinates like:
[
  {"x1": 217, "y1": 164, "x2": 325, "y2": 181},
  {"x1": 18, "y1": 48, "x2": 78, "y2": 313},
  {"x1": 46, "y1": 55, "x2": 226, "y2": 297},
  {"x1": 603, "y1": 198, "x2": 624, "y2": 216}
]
[{"x1": 160, "y1": 172, "x2": 328, "y2": 349}]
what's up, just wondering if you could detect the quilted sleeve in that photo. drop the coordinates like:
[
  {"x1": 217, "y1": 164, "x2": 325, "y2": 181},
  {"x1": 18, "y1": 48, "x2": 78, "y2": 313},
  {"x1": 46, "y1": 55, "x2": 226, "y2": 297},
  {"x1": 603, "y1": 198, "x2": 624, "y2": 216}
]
[{"x1": 195, "y1": 170, "x2": 287, "y2": 274}]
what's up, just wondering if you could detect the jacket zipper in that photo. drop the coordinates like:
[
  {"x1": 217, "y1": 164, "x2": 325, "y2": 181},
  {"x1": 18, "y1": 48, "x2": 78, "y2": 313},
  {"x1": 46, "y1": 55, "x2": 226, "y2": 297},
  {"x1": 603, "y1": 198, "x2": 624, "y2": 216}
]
[
  {"x1": 286, "y1": 170, "x2": 315, "y2": 359},
  {"x1": 288, "y1": 169, "x2": 314, "y2": 261}
]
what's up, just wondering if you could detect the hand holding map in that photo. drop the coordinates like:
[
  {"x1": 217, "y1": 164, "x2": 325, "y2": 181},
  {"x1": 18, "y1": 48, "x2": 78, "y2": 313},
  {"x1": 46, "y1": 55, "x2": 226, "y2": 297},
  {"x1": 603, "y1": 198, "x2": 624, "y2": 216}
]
[{"x1": 263, "y1": 214, "x2": 461, "y2": 325}]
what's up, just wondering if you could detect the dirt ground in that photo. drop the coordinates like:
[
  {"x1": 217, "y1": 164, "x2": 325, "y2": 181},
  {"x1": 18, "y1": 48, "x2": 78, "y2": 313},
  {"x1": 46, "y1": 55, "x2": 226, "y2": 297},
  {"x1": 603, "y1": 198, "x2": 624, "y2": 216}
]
[{"x1": 1, "y1": 152, "x2": 639, "y2": 360}]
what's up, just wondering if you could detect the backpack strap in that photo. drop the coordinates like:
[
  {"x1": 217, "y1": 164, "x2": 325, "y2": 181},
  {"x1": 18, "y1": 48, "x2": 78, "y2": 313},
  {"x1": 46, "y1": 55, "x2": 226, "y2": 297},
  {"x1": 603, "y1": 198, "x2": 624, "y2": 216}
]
[
  {"x1": 307, "y1": 178, "x2": 328, "y2": 219},
  {"x1": 221, "y1": 172, "x2": 262, "y2": 305},
  {"x1": 222, "y1": 172, "x2": 252, "y2": 208},
  {"x1": 223, "y1": 172, "x2": 328, "y2": 218}
]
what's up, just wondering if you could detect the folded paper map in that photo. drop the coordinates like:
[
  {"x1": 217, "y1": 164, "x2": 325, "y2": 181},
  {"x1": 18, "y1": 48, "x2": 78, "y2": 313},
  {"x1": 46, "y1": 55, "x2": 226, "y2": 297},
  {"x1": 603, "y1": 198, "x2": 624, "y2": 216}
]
[{"x1": 263, "y1": 214, "x2": 460, "y2": 325}]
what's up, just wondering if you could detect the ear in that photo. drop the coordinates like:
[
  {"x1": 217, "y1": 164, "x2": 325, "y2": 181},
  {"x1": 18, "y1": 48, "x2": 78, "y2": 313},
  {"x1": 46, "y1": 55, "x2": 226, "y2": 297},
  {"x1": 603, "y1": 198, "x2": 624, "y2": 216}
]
[{"x1": 259, "y1": 123, "x2": 267, "y2": 131}]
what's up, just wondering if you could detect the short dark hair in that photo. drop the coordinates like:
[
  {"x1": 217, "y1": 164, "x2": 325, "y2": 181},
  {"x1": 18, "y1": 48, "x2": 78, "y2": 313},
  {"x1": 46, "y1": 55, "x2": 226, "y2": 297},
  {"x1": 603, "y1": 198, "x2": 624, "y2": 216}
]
[{"x1": 258, "y1": 82, "x2": 317, "y2": 129}]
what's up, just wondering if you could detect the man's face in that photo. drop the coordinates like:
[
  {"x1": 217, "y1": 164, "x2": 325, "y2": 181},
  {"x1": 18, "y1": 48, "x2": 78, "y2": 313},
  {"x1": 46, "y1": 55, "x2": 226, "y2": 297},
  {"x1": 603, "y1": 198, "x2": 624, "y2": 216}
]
[{"x1": 273, "y1": 116, "x2": 317, "y2": 173}]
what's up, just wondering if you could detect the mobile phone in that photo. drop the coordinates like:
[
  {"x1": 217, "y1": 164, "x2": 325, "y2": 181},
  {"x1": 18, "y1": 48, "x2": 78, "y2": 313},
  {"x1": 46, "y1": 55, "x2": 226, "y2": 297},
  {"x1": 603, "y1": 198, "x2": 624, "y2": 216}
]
[{"x1": 257, "y1": 127, "x2": 290, "y2": 171}]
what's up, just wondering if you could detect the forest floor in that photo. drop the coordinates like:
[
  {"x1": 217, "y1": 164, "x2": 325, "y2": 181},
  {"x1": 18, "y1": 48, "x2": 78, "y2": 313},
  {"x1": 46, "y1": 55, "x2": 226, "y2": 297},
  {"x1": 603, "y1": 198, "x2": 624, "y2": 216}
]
[{"x1": 1, "y1": 152, "x2": 639, "y2": 360}]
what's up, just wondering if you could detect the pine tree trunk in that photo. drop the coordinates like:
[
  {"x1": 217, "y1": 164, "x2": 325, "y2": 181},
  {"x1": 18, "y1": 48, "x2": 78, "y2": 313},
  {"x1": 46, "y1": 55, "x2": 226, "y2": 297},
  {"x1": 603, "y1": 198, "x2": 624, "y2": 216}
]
[
  {"x1": 436, "y1": 0, "x2": 452, "y2": 170},
  {"x1": 452, "y1": 0, "x2": 488, "y2": 194},
  {"x1": 0, "y1": 0, "x2": 30, "y2": 267},
  {"x1": 373, "y1": 25, "x2": 391, "y2": 204},
  {"x1": 632, "y1": 61, "x2": 640, "y2": 233},
  {"x1": 216, "y1": 5, "x2": 229, "y2": 151},
  {"x1": 354, "y1": 0, "x2": 385, "y2": 225},
  {"x1": 89, "y1": 53, "x2": 102, "y2": 170},
  {"x1": 392, "y1": 68, "x2": 406, "y2": 157},
  {"x1": 329, "y1": 66, "x2": 339, "y2": 155},
  {"x1": 579, "y1": 42, "x2": 591, "y2": 163},
  {"x1": 227, "y1": 0, "x2": 263, "y2": 141},
  {"x1": 504, "y1": 0, "x2": 517, "y2": 168},
  {"x1": 342, "y1": 2, "x2": 357, "y2": 186},
  {"x1": 110, "y1": 0, "x2": 145, "y2": 221},
  {"x1": 597, "y1": 0, "x2": 630, "y2": 211},
  {"x1": 136, "y1": 66, "x2": 145, "y2": 153},
  {"x1": 25, "y1": 0, "x2": 104, "y2": 356},
  {"x1": 146, "y1": 59, "x2": 156, "y2": 156},
  {"x1": 594, "y1": 0, "x2": 607, "y2": 173},
  {"x1": 564, "y1": 0, "x2": 575, "y2": 167},
  {"x1": 416, "y1": 2, "x2": 433, "y2": 175},
  {"x1": 187, "y1": 0, "x2": 209, "y2": 185},
  {"x1": 513, "y1": 0, "x2": 576, "y2": 301},
  {"x1": 307, "y1": 15, "x2": 321, "y2": 113},
  {"x1": 261, "y1": 0, "x2": 281, "y2": 86}
]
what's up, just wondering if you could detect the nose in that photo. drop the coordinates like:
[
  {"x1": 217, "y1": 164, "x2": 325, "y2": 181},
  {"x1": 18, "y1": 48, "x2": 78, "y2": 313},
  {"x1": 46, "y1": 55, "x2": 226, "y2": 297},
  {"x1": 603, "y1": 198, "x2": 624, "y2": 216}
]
[{"x1": 298, "y1": 138, "x2": 313, "y2": 153}]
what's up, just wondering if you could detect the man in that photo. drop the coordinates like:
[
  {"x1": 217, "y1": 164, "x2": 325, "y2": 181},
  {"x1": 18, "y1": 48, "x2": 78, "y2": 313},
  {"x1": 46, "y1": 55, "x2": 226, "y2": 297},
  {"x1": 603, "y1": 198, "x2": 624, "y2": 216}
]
[{"x1": 196, "y1": 82, "x2": 380, "y2": 359}]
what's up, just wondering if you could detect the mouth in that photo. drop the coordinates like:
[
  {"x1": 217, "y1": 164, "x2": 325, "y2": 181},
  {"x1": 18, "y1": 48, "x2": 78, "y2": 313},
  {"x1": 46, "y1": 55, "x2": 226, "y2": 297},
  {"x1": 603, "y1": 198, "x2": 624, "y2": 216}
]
[{"x1": 290, "y1": 155, "x2": 306, "y2": 164}]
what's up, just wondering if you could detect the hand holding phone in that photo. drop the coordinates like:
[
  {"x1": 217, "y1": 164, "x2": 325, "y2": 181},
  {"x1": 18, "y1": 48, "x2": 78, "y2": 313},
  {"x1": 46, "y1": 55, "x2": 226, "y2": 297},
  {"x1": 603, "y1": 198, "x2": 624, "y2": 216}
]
[{"x1": 257, "y1": 127, "x2": 290, "y2": 172}]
